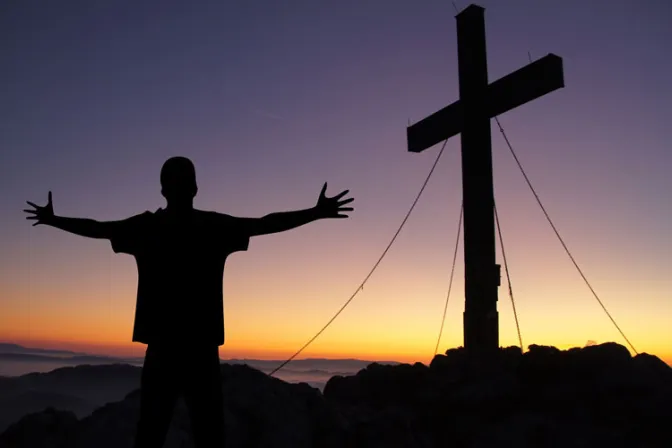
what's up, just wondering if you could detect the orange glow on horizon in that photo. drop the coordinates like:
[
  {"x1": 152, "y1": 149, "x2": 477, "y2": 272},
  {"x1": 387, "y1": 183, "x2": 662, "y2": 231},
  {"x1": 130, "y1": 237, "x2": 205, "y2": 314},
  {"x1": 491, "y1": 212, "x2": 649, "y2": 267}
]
[
  {"x1": 2, "y1": 333, "x2": 670, "y2": 369},
  {"x1": 3, "y1": 208, "x2": 670, "y2": 369}
]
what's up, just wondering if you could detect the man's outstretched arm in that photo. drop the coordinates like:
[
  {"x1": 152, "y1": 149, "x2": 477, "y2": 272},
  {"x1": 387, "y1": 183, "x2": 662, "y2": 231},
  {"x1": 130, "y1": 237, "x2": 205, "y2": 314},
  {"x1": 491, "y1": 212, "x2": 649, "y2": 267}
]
[
  {"x1": 24, "y1": 192, "x2": 116, "y2": 239},
  {"x1": 242, "y1": 183, "x2": 354, "y2": 237}
]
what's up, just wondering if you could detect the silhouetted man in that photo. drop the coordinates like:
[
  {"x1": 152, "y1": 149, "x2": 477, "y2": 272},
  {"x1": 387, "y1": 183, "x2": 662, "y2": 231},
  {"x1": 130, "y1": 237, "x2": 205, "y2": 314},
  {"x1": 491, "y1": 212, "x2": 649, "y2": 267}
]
[{"x1": 24, "y1": 156, "x2": 354, "y2": 448}]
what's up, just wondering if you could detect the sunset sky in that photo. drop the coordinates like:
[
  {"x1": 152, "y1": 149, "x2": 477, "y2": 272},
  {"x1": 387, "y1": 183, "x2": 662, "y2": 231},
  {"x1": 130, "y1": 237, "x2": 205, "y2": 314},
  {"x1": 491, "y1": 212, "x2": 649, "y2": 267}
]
[{"x1": 1, "y1": 1, "x2": 670, "y2": 366}]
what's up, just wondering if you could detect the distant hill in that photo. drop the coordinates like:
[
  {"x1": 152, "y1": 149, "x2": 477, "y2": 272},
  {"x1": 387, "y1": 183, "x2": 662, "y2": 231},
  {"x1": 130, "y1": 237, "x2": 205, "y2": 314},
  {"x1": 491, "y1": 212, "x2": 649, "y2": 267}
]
[
  {"x1": 0, "y1": 343, "x2": 81, "y2": 356},
  {"x1": 224, "y1": 358, "x2": 399, "y2": 373},
  {"x1": 0, "y1": 353, "x2": 123, "y2": 363},
  {"x1": 0, "y1": 390, "x2": 95, "y2": 431},
  {"x1": 0, "y1": 343, "x2": 398, "y2": 373},
  {"x1": 0, "y1": 364, "x2": 141, "y2": 433},
  {"x1": 0, "y1": 343, "x2": 143, "y2": 368}
]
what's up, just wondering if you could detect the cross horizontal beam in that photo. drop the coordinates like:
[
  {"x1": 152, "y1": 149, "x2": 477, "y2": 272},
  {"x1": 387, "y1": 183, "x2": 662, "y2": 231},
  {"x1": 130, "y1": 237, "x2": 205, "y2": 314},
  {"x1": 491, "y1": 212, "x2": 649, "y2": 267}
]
[{"x1": 407, "y1": 53, "x2": 564, "y2": 153}]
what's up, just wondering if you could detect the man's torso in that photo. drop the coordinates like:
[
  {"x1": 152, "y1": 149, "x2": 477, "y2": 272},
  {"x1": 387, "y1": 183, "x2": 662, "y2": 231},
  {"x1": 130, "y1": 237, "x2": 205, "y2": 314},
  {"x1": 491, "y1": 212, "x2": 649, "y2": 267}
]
[{"x1": 112, "y1": 208, "x2": 249, "y2": 346}]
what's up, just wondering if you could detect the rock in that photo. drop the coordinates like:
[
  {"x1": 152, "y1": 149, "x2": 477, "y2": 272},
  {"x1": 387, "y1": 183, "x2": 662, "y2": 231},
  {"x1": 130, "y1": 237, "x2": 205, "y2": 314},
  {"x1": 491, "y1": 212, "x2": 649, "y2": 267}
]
[
  {"x1": 633, "y1": 353, "x2": 672, "y2": 385},
  {"x1": 324, "y1": 362, "x2": 433, "y2": 410},
  {"x1": 1, "y1": 343, "x2": 670, "y2": 447}
]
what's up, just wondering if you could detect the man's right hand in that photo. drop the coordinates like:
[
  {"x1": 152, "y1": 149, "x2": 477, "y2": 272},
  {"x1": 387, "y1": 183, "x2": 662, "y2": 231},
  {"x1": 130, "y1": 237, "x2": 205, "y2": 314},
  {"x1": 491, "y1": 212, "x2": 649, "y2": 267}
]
[{"x1": 24, "y1": 192, "x2": 55, "y2": 226}]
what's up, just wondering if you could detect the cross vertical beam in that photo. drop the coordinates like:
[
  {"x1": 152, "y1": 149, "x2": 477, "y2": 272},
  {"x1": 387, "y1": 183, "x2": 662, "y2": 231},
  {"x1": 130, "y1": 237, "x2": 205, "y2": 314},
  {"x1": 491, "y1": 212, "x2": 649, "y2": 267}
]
[
  {"x1": 405, "y1": 3, "x2": 564, "y2": 356},
  {"x1": 457, "y1": 5, "x2": 499, "y2": 354}
]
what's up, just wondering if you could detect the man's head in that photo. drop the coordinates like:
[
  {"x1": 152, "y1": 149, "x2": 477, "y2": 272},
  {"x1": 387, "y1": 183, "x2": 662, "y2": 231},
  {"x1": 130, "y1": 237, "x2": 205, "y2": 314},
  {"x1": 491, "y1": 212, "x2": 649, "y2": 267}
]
[{"x1": 160, "y1": 156, "x2": 198, "y2": 204}]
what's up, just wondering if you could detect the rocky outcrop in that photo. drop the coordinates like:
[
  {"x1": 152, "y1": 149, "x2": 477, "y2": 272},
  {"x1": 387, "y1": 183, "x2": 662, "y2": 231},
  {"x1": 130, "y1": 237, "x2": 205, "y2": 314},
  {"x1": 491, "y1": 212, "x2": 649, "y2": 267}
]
[
  {"x1": 324, "y1": 343, "x2": 672, "y2": 447},
  {"x1": 1, "y1": 343, "x2": 670, "y2": 447}
]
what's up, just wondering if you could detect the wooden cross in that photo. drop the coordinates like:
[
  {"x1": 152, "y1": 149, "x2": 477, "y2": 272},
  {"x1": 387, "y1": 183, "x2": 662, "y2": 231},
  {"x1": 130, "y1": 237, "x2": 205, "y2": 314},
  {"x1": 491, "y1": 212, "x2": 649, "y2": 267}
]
[{"x1": 407, "y1": 4, "x2": 564, "y2": 354}]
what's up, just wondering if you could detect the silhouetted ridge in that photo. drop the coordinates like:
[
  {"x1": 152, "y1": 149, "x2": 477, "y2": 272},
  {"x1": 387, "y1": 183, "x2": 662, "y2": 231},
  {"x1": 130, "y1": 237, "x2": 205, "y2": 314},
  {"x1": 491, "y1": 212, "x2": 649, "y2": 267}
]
[
  {"x1": 0, "y1": 363, "x2": 141, "y2": 433},
  {"x1": 1, "y1": 343, "x2": 670, "y2": 447},
  {"x1": 0, "y1": 343, "x2": 81, "y2": 356}
]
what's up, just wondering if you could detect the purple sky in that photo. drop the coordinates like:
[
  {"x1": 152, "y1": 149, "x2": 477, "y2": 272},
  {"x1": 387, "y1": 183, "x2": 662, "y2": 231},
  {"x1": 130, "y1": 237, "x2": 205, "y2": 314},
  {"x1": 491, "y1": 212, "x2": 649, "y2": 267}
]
[{"x1": 1, "y1": 1, "x2": 671, "y2": 361}]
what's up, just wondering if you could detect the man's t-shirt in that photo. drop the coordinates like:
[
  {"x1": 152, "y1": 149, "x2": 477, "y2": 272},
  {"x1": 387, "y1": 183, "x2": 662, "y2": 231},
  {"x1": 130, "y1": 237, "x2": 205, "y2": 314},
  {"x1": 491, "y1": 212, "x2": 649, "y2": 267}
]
[{"x1": 109, "y1": 208, "x2": 250, "y2": 347}]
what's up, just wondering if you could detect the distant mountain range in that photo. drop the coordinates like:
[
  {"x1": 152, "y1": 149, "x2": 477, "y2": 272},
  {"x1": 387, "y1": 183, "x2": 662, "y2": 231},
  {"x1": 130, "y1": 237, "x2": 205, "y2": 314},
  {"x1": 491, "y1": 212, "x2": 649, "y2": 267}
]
[
  {"x1": 0, "y1": 342, "x2": 399, "y2": 372},
  {"x1": 0, "y1": 343, "x2": 144, "y2": 365},
  {"x1": 0, "y1": 352, "x2": 129, "y2": 364},
  {"x1": 0, "y1": 363, "x2": 142, "y2": 433},
  {"x1": 0, "y1": 343, "x2": 82, "y2": 356},
  {"x1": 1, "y1": 342, "x2": 397, "y2": 363},
  {"x1": 0, "y1": 342, "x2": 400, "y2": 433}
]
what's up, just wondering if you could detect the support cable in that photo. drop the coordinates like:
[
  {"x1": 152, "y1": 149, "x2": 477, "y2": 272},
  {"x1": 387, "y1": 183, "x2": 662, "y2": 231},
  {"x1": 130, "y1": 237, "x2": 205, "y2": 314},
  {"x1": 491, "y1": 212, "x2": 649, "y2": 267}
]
[
  {"x1": 494, "y1": 204, "x2": 524, "y2": 351},
  {"x1": 434, "y1": 203, "x2": 463, "y2": 355},
  {"x1": 269, "y1": 137, "x2": 451, "y2": 376},
  {"x1": 494, "y1": 117, "x2": 638, "y2": 355}
]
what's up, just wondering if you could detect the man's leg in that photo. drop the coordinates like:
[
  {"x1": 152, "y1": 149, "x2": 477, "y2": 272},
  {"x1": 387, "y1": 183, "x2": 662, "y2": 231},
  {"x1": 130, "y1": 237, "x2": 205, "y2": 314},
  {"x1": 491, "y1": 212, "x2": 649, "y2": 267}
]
[
  {"x1": 183, "y1": 345, "x2": 225, "y2": 448},
  {"x1": 133, "y1": 344, "x2": 180, "y2": 448}
]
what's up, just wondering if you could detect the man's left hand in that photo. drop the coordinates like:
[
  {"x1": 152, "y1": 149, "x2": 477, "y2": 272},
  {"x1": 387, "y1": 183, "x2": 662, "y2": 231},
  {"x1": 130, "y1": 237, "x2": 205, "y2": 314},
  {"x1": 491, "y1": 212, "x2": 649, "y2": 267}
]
[{"x1": 315, "y1": 183, "x2": 354, "y2": 219}]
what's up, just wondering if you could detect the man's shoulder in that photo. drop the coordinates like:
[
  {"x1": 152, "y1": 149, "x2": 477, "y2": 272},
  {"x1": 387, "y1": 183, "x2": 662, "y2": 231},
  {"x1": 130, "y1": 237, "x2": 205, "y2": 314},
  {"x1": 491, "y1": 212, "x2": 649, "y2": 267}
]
[{"x1": 118, "y1": 210, "x2": 156, "y2": 225}]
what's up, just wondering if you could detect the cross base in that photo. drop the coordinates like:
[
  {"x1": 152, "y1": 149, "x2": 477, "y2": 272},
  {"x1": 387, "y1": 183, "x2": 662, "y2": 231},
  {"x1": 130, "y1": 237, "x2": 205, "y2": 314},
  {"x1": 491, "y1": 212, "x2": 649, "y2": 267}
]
[{"x1": 464, "y1": 310, "x2": 499, "y2": 355}]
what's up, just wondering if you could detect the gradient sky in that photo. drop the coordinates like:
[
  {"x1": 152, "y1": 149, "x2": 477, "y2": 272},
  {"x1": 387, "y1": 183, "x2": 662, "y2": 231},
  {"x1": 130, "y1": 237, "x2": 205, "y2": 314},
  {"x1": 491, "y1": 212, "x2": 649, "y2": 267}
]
[{"x1": 1, "y1": 0, "x2": 671, "y2": 365}]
